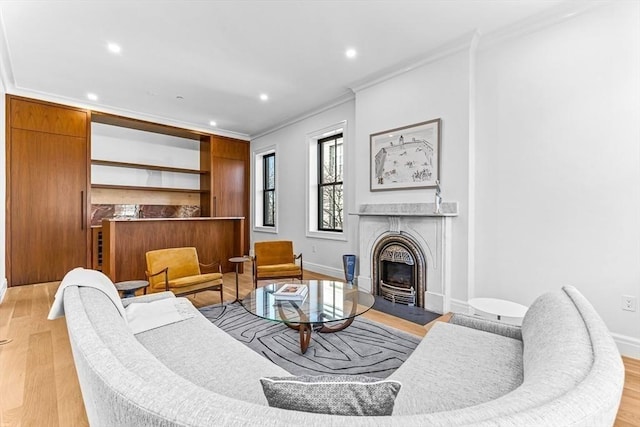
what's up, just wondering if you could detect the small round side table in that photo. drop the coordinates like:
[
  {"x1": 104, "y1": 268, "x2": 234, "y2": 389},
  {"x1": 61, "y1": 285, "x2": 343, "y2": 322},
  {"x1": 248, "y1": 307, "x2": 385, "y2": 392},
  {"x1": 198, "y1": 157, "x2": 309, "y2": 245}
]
[
  {"x1": 468, "y1": 297, "x2": 528, "y2": 322},
  {"x1": 114, "y1": 280, "x2": 149, "y2": 298},
  {"x1": 229, "y1": 256, "x2": 250, "y2": 303}
]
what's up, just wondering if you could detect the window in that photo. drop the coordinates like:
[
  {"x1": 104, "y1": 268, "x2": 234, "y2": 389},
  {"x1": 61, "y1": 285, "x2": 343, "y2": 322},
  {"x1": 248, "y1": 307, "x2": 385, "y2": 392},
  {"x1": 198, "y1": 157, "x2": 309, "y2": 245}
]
[
  {"x1": 318, "y1": 133, "x2": 343, "y2": 231},
  {"x1": 306, "y1": 121, "x2": 347, "y2": 240},
  {"x1": 254, "y1": 146, "x2": 277, "y2": 232},
  {"x1": 263, "y1": 153, "x2": 275, "y2": 227}
]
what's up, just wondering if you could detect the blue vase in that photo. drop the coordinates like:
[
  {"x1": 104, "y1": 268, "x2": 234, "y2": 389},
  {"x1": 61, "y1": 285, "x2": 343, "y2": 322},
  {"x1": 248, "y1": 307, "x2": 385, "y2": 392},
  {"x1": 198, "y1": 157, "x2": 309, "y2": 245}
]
[{"x1": 342, "y1": 254, "x2": 356, "y2": 284}]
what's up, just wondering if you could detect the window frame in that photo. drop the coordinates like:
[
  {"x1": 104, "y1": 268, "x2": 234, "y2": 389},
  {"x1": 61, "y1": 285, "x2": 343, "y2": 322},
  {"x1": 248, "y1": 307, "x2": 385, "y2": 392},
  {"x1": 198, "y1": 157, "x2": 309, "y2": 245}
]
[
  {"x1": 317, "y1": 133, "x2": 343, "y2": 232},
  {"x1": 262, "y1": 153, "x2": 276, "y2": 227},
  {"x1": 253, "y1": 145, "x2": 277, "y2": 233},
  {"x1": 305, "y1": 121, "x2": 348, "y2": 241}
]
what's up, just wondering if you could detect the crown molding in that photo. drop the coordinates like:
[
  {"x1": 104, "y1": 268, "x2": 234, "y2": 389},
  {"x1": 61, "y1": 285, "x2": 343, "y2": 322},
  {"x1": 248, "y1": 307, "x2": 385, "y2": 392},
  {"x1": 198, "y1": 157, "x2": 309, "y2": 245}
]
[
  {"x1": 348, "y1": 31, "x2": 479, "y2": 94},
  {"x1": 478, "y1": 0, "x2": 610, "y2": 51},
  {"x1": 250, "y1": 91, "x2": 355, "y2": 140}
]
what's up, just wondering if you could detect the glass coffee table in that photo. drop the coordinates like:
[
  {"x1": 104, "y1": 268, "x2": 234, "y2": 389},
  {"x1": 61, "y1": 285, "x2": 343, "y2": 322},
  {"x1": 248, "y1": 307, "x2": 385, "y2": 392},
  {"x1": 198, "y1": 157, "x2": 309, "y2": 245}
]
[{"x1": 242, "y1": 280, "x2": 375, "y2": 354}]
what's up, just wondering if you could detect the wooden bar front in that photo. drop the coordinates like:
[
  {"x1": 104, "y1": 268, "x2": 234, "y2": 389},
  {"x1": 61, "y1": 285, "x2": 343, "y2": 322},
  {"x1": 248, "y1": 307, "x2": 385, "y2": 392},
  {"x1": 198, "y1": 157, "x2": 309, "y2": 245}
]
[{"x1": 102, "y1": 217, "x2": 245, "y2": 283}]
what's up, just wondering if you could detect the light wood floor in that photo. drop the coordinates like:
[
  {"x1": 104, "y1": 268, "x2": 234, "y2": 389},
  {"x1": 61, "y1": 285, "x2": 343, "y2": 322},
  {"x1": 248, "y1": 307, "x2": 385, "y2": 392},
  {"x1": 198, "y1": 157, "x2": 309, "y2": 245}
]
[{"x1": 0, "y1": 264, "x2": 638, "y2": 426}]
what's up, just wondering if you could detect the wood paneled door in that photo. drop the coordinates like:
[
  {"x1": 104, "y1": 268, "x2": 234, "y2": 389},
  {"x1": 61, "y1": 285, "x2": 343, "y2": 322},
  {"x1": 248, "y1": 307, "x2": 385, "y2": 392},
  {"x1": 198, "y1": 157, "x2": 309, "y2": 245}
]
[
  {"x1": 7, "y1": 96, "x2": 90, "y2": 286},
  {"x1": 211, "y1": 135, "x2": 250, "y2": 254}
]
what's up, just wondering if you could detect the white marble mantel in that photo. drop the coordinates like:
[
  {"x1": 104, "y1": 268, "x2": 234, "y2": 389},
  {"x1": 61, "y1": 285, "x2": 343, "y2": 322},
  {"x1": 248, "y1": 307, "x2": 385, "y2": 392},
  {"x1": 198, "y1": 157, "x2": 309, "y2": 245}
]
[
  {"x1": 352, "y1": 202, "x2": 458, "y2": 217},
  {"x1": 354, "y1": 202, "x2": 457, "y2": 314}
]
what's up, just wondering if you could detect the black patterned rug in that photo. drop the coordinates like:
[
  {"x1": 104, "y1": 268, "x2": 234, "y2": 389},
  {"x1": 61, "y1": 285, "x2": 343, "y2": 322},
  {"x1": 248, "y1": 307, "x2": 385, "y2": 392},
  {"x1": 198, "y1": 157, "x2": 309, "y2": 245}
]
[{"x1": 199, "y1": 302, "x2": 422, "y2": 378}]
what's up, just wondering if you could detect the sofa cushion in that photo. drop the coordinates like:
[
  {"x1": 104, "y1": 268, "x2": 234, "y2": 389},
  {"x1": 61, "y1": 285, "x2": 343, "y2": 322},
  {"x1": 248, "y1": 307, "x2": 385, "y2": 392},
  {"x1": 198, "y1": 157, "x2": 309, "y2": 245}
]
[
  {"x1": 260, "y1": 375, "x2": 401, "y2": 416},
  {"x1": 390, "y1": 321, "x2": 523, "y2": 415},
  {"x1": 520, "y1": 290, "x2": 593, "y2": 393},
  {"x1": 133, "y1": 302, "x2": 290, "y2": 405}
]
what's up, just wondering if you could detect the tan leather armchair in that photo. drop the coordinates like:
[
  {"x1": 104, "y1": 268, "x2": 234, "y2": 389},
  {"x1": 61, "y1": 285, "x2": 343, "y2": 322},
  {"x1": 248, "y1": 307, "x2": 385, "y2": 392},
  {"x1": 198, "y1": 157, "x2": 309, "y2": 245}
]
[
  {"x1": 252, "y1": 240, "x2": 302, "y2": 288},
  {"x1": 145, "y1": 247, "x2": 223, "y2": 301}
]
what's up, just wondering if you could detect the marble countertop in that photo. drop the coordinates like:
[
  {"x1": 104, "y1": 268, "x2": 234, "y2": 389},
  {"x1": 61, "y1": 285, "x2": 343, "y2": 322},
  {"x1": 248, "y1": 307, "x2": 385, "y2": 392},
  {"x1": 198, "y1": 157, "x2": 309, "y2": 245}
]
[{"x1": 102, "y1": 216, "x2": 245, "y2": 222}]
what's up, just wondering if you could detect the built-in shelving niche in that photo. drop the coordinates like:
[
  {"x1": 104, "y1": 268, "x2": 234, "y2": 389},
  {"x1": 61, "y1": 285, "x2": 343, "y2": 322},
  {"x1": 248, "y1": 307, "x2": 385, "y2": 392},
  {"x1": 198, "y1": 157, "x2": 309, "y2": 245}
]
[{"x1": 90, "y1": 112, "x2": 212, "y2": 225}]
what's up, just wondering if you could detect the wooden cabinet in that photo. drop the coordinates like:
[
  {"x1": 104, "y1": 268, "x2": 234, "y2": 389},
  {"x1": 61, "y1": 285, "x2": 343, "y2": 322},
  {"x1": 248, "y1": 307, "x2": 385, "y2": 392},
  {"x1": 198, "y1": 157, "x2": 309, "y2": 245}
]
[
  {"x1": 6, "y1": 96, "x2": 90, "y2": 286},
  {"x1": 5, "y1": 98, "x2": 250, "y2": 285},
  {"x1": 210, "y1": 135, "x2": 250, "y2": 253}
]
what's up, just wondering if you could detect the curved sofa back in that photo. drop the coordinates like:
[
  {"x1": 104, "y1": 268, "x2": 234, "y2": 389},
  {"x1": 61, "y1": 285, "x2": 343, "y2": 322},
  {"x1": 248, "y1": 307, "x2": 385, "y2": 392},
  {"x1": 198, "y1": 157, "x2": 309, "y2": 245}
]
[
  {"x1": 63, "y1": 282, "x2": 623, "y2": 426},
  {"x1": 464, "y1": 286, "x2": 625, "y2": 426}
]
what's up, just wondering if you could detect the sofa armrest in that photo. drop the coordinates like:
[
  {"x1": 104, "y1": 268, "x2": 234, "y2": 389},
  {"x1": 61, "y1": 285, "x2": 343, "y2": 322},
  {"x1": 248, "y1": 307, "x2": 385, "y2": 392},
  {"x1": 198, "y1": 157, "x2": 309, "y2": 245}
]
[
  {"x1": 449, "y1": 313, "x2": 522, "y2": 341},
  {"x1": 121, "y1": 291, "x2": 176, "y2": 308}
]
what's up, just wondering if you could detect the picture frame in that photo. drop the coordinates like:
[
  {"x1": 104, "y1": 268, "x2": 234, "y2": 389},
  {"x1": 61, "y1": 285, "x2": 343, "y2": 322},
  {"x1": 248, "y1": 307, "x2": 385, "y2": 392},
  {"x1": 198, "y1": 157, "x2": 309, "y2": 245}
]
[{"x1": 370, "y1": 118, "x2": 441, "y2": 191}]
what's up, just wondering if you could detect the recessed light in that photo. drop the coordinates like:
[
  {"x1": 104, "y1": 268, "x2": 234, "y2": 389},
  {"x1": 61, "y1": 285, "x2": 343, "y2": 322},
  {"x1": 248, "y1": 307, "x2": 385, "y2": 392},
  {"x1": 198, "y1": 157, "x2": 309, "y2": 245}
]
[
  {"x1": 388, "y1": 134, "x2": 394, "y2": 138},
  {"x1": 209, "y1": 120, "x2": 217, "y2": 127},
  {"x1": 345, "y1": 48, "x2": 357, "y2": 59},
  {"x1": 260, "y1": 93, "x2": 269, "y2": 101},
  {"x1": 107, "y1": 42, "x2": 121, "y2": 54},
  {"x1": 87, "y1": 93, "x2": 98, "y2": 101}
]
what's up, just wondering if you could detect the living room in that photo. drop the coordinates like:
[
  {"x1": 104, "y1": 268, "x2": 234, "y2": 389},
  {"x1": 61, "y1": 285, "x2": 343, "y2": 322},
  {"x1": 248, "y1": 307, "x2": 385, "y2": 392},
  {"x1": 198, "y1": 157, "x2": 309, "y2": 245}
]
[{"x1": 0, "y1": 1, "x2": 638, "y2": 425}]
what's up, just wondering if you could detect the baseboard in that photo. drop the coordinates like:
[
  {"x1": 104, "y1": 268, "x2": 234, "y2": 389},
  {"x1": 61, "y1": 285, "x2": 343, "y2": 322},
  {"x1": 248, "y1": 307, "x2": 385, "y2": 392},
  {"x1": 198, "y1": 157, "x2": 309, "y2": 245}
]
[
  {"x1": 449, "y1": 298, "x2": 469, "y2": 314},
  {"x1": 303, "y1": 261, "x2": 344, "y2": 281},
  {"x1": 612, "y1": 332, "x2": 640, "y2": 359},
  {"x1": 0, "y1": 278, "x2": 7, "y2": 304}
]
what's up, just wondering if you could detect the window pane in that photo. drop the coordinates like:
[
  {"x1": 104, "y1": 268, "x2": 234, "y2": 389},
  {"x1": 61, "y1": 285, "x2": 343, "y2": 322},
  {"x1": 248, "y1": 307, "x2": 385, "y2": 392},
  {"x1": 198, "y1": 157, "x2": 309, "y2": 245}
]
[
  {"x1": 321, "y1": 140, "x2": 336, "y2": 184},
  {"x1": 334, "y1": 183, "x2": 343, "y2": 230},
  {"x1": 265, "y1": 154, "x2": 275, "y2": 190},
  {"x1": 320, "y1": 186, "x2": 334, "y2": 229},
  {"x1": 264, "y1": 190, "x2": 275, "y2": 226},
  {"x1": 336, "y1": 138, "x2": 343, "y2": 182},
  {"x1": 319, "y1": 184, "x2": 343, "y2": 231}
]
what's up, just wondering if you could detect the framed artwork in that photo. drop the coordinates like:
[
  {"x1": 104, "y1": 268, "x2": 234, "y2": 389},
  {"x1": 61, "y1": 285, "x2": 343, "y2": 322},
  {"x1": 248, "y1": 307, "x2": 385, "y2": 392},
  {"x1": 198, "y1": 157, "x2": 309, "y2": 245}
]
[{"x1": 370, "y1": 118, "x2": 441, "y2": 191}]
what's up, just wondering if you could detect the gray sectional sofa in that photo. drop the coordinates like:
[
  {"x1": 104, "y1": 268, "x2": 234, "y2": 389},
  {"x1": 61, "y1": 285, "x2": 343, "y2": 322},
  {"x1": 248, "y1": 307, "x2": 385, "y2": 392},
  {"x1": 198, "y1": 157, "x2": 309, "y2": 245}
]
[{"x1": 60, "y1": 268, "x2": 624, "y2": 426}]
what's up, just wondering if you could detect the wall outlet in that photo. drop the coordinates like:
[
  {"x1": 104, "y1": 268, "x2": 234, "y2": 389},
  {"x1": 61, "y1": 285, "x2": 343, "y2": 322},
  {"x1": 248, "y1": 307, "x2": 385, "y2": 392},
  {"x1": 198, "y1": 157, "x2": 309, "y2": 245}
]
[
  {"x1": 621, "y1": 295, "x2": 637, "y2": 312},
  {"x1": 312, "y1": 245, "x2": 316, "y2": 253}
]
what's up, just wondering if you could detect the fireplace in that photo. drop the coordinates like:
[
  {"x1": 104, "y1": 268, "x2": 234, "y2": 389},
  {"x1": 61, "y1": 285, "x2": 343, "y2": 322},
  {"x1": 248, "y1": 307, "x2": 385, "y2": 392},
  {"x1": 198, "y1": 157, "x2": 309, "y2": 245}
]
[
  {"x1": 355, "y1": 202, "x2": 458, "y2": 314},
  {"x1": 372, "y1": 234, "x2": 425, "y2": 307}
]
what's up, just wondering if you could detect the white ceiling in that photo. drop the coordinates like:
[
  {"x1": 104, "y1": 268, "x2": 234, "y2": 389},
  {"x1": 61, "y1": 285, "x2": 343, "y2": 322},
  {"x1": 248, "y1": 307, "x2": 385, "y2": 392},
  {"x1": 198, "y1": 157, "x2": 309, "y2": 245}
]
[{"x1": 0, "y1": 0, "x2": 577, "y2": 138}]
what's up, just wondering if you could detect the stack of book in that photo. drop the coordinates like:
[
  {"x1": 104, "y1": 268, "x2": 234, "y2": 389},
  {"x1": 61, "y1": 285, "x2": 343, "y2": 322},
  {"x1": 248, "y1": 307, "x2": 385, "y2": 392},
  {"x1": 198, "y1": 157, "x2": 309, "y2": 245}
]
[{"x1": 273, "y1": 284, "x2": 308, "y2": 301}]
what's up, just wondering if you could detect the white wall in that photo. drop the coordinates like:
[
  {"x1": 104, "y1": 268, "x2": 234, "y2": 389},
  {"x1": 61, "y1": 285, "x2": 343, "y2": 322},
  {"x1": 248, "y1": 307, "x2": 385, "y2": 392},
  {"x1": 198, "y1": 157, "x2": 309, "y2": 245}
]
[
  {"x1": 250, "y1": 100, "x2": 357, "y2": 278},
  {"x1": 354, "y1": 49, "x2": 473, "y2": 305},
  {"x1": 475, "y1": 2, "x2": 640, "y2": 355},
  {"x1": 250, "y1": 3, "x2": 639, "y2": 356}
]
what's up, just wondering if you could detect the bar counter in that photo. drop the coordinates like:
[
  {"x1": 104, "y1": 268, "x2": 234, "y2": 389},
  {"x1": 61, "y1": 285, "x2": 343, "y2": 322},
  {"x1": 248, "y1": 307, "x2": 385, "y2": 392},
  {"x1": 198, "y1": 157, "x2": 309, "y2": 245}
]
[{"x1": 101, "y1": 216, "x2": 245, "y2": 283}]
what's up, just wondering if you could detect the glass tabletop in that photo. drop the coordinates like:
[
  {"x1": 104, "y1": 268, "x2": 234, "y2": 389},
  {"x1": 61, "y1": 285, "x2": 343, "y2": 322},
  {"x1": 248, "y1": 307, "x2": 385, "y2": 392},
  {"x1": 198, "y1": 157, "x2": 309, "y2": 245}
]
[{"x1": 242, "y1": 280, "x2": 375, "y2": 325}]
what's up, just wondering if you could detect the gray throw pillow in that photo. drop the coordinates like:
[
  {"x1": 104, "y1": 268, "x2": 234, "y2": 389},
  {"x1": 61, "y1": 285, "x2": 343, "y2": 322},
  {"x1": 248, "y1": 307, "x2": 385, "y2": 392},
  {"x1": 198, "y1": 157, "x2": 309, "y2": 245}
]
[{"x1": 260, "y1": 375, "x2": 402, "y2": 416}]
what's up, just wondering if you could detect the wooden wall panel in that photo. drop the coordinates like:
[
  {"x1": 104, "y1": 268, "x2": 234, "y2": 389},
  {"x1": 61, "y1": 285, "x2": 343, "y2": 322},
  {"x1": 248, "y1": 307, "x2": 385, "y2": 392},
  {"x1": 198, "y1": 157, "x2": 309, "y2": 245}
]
[
  {"x1": 102, "y1": 218, "x2": 245, "y2": 283},
  {"x1": 211, "y1": 136, "x2": 250, "y2": 254},
  {"x1": 10, "y1": 97, "x2": 87, "y2": 138},
  {"x1": 6, "y1": 96, "x2": 90, "y2": 286}
]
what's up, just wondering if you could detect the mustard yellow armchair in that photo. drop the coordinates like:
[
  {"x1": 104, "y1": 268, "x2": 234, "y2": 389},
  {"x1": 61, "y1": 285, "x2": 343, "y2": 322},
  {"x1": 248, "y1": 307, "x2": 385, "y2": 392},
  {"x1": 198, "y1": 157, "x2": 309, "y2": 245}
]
[
  {"x1": 253, "y1": 240, "x2": 302, "y2": 288},
  {"x1": 145, "y1": 247, "x2": 223, "y2": 301}
]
